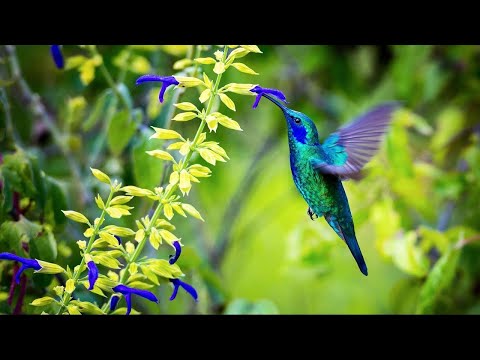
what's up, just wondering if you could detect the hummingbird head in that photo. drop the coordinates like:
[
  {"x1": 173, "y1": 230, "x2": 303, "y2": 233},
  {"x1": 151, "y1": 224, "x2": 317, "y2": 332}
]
[{"x1": 262, "y1": 93, "x2": 320, "y2": 145}]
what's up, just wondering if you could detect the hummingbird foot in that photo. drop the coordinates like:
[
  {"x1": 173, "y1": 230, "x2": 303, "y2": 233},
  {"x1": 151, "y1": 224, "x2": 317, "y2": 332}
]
[{"x1": 307, "y1": 207, "x2": 318, "y2": 220}]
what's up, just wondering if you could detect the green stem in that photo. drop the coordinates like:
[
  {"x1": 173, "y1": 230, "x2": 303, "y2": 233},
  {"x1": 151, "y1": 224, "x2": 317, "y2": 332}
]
[
  {"x1": 101, "y1": 46, "x2": 229, "y2": 314},
  {"x1": 56, "y1": 187, "x2": 115, "y2": 314}
]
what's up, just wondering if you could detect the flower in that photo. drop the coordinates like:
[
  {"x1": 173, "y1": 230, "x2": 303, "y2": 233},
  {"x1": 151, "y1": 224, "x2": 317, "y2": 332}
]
[
  {"x1": 136, "y1": 75, "x2": 179, "y2": 103},
  {"x1": 0, "y1": 253, "x2": 41, "y2": 284},
  {"x1": 168, "y1": 240, "x2": 182, "y2": 265},
  {"x1": 112, "y1": 284, "x2": 159, "y2": 315},
  {"x1": 87, "y1": 261, "x2": 99, "y2": 290},
  {"x1": 50, "y1": 45, "x2": 64, "y2": 69},
  {"x1": 114, "y1": 235, "x2": 122, "y2": 245},
  {"x1": 169, "y1": 278, "x2": 198, "y2": 302},
  {"x1": 250, "y1": 85, "x2": 287, "y2": 109},
  {"x1": 110, "y1": 295, "x2": 120, "y2": 311}
]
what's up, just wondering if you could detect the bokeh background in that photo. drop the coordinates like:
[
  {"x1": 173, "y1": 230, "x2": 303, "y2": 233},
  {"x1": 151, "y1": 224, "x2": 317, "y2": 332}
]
[{"x1": 1, "y1": 45, "x2": 480, "y2": 314}]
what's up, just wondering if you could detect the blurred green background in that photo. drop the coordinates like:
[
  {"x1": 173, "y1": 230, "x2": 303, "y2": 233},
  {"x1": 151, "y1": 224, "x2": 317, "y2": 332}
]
[{"x1": 1, "y1": 45, "x2": 480, "y2": 314}]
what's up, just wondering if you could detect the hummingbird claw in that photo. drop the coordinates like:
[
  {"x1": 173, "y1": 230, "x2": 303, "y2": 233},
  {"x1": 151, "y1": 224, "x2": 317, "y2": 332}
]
[{"x1": 307, "y1": 207, "x2": 318, "y2": 220}]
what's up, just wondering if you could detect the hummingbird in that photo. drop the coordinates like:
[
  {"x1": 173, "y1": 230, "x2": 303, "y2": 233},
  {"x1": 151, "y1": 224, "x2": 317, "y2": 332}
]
[{"x1": 261, "y1": 93, "x2": 399, "y2": 276}]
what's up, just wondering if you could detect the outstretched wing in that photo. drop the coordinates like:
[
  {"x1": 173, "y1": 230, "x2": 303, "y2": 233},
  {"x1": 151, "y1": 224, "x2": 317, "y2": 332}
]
[{"x1": 312, "y1": 102, "x2": 400, "y2": 179}]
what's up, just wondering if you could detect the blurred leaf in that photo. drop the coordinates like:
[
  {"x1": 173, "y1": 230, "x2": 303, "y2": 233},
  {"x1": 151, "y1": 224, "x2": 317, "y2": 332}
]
[
  {"x1": 131, "y1": 128, "x2": 164, "y2": 189},
  {"x1": 416, "y1": 248, "x2": 461, "y2": 314},
  {"x1": 383, "y1": 231, "x2": 429, "y2": 277},
  {"x1": 30, "y1": 228, "x2": 57, "y2": 262},
  {"x1": 224, "y1": 299, "x2": 279, "y2": 314},
  {"x1": 116, "y1": 83, "x2": 133, "y2": 110},
  {"x1": 0, "y1": 217, "x2": 42, "y2": 253},
  {"x1": 83, "y1": 90, "x2": 114, "y2": 131},
  {"x1": 45, "y1": 177, "x2": 67, "y2": 227},
  {"x1": 107, "y1": 109, "x2": 138, "y2": 156},
  {"x1": 390, "y1": 278, "x2": 422, "y2": 314}
]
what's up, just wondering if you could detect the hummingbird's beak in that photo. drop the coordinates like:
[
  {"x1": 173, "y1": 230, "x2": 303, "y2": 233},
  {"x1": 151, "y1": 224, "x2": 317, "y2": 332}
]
[{"x1": 261, "y1": 93, "x2": 288, "y2": 112}]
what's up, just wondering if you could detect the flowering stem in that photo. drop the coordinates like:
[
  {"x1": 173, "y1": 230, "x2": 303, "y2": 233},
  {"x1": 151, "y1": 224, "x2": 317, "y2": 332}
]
[
  {"x1": 101, "y1": 46, "x2": 229, "y2": 313},
  {"x1": 56, "y1": 187, "x2": 115, "y2": 314}
]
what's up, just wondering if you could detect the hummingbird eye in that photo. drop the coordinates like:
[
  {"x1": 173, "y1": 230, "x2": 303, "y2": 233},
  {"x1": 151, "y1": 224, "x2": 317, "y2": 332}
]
[{"x1": 293, "y1": 117, "x2": 301, "y2": 124}]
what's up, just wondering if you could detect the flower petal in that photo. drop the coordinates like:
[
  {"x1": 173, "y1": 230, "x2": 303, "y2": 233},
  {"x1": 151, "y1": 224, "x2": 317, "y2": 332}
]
[
  {"x1": 169, "y1": 240, "x2": 182, "y2": 265},
  {"x1": 87, "y1": 261, "x2": 99, "y2": 290},
  {"x1": 125, "y1": 293, "x2": 132, "y2": 315},
  {"x1": 0, "y1": 252, "x2": 41, "y2": 270},
  {"x1": 129, "y1": 287, "x2": 159, "y2": 303},
  {"x1": 136, "y1": 75, "x2": 179, "y2": 103},
  {"x1": 114, "y1": 235, "x2": 122, "y2": 245},
  {"x1": 250, "y1": 85, "x2": 288, "y2": 108},
  {"x1": 170, "y1": 278, "x2": 198, "y2": 302},
  {"x1": 50, "y1": 45, "x2": 64, "y2": 69},
  {"x1": 110, "y1": 295, "x2": 120, "y2": 311},
  {"x1": 15, "y1": 264, "x2": 27, "y2": 285}
]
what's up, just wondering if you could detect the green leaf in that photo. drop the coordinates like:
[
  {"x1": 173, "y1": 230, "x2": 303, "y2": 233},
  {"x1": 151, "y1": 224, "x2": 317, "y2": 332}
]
[
  {"x1": 83, "y1": 90, "x2": 114, "y2": 131},
  {"x1": 116, "y1": 83, "x2": 133, "y2": 110},
  {"x1": 107, "y1": 109, "x2": 138, "y2": 156},
  {"x1": 416, "y1": 248, "x2": 461, "y2": 314},
  {"x1": 30, "y1": 228, "x2": 57, "y2": 262},
  {"x1": 131, "y1": 128, "x2": 164, "y2": 189},
  {"x1": 45, "y1": 177, "x2": 67, "y2": 227},
  {"x1": 0, "y1": 217, "x2": 42, "y2": 253}
]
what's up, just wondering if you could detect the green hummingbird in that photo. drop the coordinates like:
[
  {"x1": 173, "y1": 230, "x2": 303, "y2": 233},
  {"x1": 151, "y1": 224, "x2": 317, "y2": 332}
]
[{"x1": 260, "y1": 92, "x2": 399, "y2": 276}]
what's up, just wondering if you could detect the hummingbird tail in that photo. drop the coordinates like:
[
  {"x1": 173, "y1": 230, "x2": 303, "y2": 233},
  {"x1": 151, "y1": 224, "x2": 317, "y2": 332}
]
[{"x1": 325, "y1": 214, "x2": 368, "y2": 276}]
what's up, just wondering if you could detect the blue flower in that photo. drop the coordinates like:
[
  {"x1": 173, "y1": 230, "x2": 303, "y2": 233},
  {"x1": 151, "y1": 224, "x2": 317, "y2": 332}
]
[
  {"x1": 0, "y1": 252, "x2": 41, "y2": 284},
  {"x1": 112, "y1": 284, "x2": 159, "y2": 315},
  {"x1": 168, "y1": 240, "x2": 182, "y2": 265},
  {"x1": 136, "y1": 75, "x2": 179, "y2": 103},
  {"x1": 250, "y1": 85, "x2": 287, "y2": 109},
  {"x1": 169, "y1": 278, "x2": 198, "y2": 302},
  {"x1": 87, "y1": 261, "x2": 99, "y2": 290},
  {"x1": 114, "y1": 235, "x2": 122, "y2": 245},
  {"x1": 50, "y1": 45, "x2": 64, "y2": 69},
  {"x1": 110, "y1": 295, "x2": 120, "y2": 311}
]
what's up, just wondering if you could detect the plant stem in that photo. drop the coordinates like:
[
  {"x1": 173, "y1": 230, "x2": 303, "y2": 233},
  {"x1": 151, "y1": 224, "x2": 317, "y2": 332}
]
[
  {"x1": 101, "y1": 46, "x2": 229, "y2": 313},
  {"x1": 56, "y1": 187, "x2": 115, "y2": 314}
]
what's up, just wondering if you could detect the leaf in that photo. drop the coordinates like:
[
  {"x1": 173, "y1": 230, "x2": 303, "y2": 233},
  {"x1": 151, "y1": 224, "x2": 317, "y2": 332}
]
[
  {"x1": 150, "y1": 127, "x2": 183, "y2": 140},
  {"x1": 416, "y1": 248, "x2": 461, "y2": 314},
  {"x1": 172, "y1": 112, "x2": 198, "y2": 121},
  {"x1": 120, "y1": 185, "x2": 155, "y2": 197},
  {"x1": 219, "y1": 93, "x2": 236, "y2": 111},
  {"x1": 62, "y1": 210, "x2": 90, "y2": 225},
  {"x1": 30, "y1": 228, "x2": 57, "y2": 263},
  {"x1": 146, "y1": 150, "x2": 175, "y2": 161},
  {"x1": 83, "y1": 90, "x2": 114, "y2": 131},
  {"x1": 195, "y1": 57, "x2": 216, "y2": 64},
  {"x1": 174, "y1": 102, "x2": 199, "y2": 112},
  {"x1": 116, "y1": 83, "x2": 133, "y2": 110},
  {"x1": 181, "y1": 203, "x2": 204, "y2": 221},
  {"x1": 199, "y1": 89, "x2": 211, "y2": 103},
  {"x1": 131, "y1": 129, "x2": 164, "y2": 189},
  {"x1": 107, "y1": 109, "x2": 138, "y2": 156},
  {"x1": 218, "y1": 116, "x2": 242, "y2": 131},
  {"x1": 213, "y1": 62, "x2": 225, "y2": 74},
  {"x1": 230, "y1": 62, "x2": 259, "y2": 75},
  {"x1": 90, "y1": 168, "x2": 111, "y2": 184},
  {"x1": 31, "y1": 297, "x2": 55, "y2": 307}
]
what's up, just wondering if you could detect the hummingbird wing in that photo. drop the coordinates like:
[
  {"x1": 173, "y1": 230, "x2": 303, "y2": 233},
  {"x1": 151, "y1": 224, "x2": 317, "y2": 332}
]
[{"x1": 311, "y1": 102, "x2": 400, "y2": 179}]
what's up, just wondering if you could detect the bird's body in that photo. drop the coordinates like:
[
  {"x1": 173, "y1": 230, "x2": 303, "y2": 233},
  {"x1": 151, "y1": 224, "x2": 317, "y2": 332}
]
[{"x1": 262, "y1": 94, "x2": 399, "y2": 276}]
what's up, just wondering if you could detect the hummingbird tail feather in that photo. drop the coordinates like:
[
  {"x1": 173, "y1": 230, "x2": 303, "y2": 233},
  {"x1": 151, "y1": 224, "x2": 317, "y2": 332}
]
[{"x1": 324, "y1": 214, "x2": 368, "y2": 276}]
